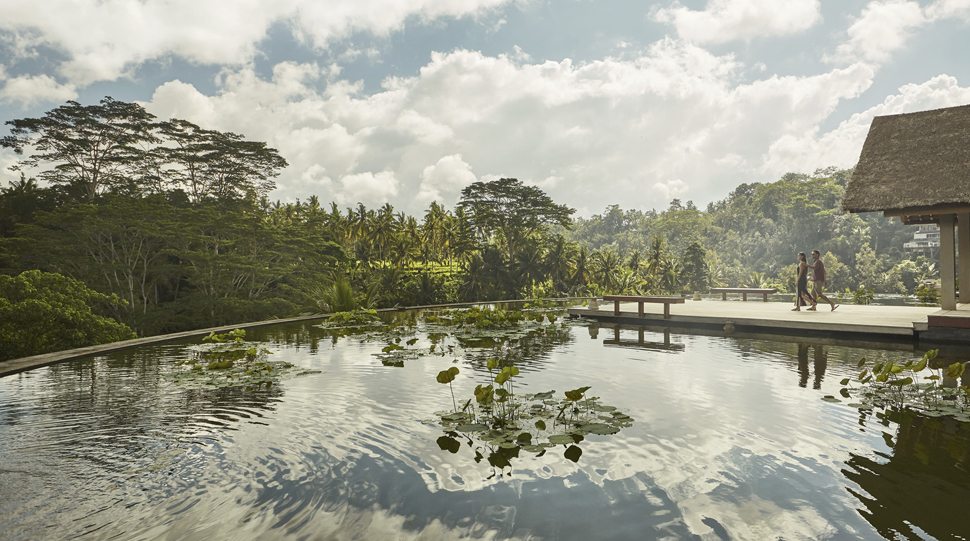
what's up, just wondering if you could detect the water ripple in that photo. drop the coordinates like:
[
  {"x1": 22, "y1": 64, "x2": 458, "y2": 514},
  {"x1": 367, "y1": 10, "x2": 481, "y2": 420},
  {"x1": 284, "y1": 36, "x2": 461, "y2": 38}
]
[{"x1": 2, "y1": 319, "x2": 968, "y2": 540}]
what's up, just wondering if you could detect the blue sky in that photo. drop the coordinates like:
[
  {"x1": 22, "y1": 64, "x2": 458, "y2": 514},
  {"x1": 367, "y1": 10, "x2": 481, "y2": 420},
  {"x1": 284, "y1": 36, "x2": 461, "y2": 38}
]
[{"x1": 1, "y1": 0, "x2": 969, "y2": 215}]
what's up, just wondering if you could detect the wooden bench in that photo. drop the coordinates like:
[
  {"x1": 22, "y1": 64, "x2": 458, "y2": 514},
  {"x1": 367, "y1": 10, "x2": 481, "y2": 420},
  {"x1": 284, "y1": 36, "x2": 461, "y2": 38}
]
[
  {"x1": 710, "y1": 287, "x2": 777, "y2": 302},
  {"x1": 601, "y1": 295, "x2": 685, "y2": 319}
]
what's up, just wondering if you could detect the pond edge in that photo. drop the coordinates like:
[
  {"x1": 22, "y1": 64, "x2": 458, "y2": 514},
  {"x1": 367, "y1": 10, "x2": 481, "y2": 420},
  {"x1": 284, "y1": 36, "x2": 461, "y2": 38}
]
[{"x1": 0, "y1": 297, "x2": 591, "y2": 378}]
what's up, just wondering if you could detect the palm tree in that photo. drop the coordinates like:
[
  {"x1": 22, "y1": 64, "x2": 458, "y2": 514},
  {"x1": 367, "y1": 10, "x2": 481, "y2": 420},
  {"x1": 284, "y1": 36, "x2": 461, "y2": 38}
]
[
  {"x1": 544, "y1": 235, "x2": 575, "y2": 293},
  {"x1": 592, "y1": 247, "x2": 622, "y2": 292},
  {"x1": 615, "y1": 267, "x2": 645, "y2": 295},
  {"x1": 513, "y1": 242, "x2": 545, "y2": 293},
  {"x1": 571, "y1": 246, "x2": 591, "y2": 289}
]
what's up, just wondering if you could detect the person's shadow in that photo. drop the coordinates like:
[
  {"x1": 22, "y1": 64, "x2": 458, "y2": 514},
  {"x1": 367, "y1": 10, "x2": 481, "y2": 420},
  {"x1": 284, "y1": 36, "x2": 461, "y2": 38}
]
[{"x1": 797, "y1": 343, "x2": 828, "y2": 389}]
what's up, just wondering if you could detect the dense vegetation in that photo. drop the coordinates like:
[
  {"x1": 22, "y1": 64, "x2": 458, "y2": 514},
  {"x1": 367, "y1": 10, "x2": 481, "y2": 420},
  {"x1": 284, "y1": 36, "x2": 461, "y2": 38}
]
[
  {"x1": 565, "y1": 170, "x2": 937, "y2": 299},
  {"x1": 0, "y1": 98, "x2": 938, "y2": 359}
]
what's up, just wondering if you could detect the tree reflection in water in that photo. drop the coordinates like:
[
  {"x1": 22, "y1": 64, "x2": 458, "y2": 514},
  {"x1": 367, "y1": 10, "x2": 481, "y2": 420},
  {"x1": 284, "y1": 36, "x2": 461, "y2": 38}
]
[{"x1": 844, "y1": 407, "x2": 970, "y2": 539}]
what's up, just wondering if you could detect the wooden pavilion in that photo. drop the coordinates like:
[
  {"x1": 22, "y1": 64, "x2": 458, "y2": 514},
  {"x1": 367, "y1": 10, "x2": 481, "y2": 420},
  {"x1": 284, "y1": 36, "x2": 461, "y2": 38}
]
[{"x1": 844, "y1": 103, "x2": 970, "y2": 334}]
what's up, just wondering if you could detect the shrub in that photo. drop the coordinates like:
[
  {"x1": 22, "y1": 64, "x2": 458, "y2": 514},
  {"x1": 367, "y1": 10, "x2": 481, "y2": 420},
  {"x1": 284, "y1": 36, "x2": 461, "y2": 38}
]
[{"x1": 0, "y1": 270, "x2": 136, "y2": 360}]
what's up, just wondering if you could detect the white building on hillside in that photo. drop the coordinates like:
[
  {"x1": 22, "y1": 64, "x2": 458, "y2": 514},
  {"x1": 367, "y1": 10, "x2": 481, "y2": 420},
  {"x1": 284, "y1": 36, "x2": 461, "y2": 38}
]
[{"x1": 903, "y1": 223, "x2": 940, "y2": 257}]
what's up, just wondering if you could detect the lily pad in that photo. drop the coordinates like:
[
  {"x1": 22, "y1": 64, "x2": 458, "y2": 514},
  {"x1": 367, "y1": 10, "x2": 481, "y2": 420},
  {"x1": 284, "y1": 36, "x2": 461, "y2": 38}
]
[
  {"x1": 436, "y1": 436, "x2": 461, "y2": 453},
  {"x1": 581, "y1": 423, "x2": 620, "y2": 435},
  {"x1": 563, "y1": 445, "x2": 583, "y2": 463}
]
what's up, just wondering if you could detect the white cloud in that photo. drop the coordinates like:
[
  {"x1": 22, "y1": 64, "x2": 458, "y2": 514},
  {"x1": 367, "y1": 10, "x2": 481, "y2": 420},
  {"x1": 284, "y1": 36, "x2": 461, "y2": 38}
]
[
  {"x1": 653, "y1": 179, "x2": 689, "y2": 203},
  {"x1": 417, "y1": 154, "x2": 478, "y2": 206},
  {"x1": 0, "y1": 147, "x2": 19, "y2": 186},
  {"x1": 764, "y1": 74, "x2": 970, "y2": 175},
  {"x1": 829, "y1": 0, "x2": 926, "y2": 65},
  {"x1": 655, "y1": 0, "x2": 821, "y2": 44},
  {"x1": 924, "y1": 0, "x2": 970, "y2": 19},
  {"x1": 336, "y1": 171, "x2": 400, "y2": 207},
  {"x1": 829, "y1": 0, "x2": 970, "y2": 66},
  {"x1": 0, "y1": 74, "x2": 76, "y2": 106},
  {"x1": 289, "y1": 0, "x2": 512, "y2": 48},
  {"x1": 0, "y1": 0, "x2": 515, "y2": 86},
  {"x1": 139, "y1": 40, "x2": 889, "y2": 215}
]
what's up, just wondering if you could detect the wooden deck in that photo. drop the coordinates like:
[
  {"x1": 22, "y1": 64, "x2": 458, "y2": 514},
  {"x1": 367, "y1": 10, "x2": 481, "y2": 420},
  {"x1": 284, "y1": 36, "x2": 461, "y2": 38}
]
[{"x1": 569, "y1": 300, "x2": 941, "y2": 341}]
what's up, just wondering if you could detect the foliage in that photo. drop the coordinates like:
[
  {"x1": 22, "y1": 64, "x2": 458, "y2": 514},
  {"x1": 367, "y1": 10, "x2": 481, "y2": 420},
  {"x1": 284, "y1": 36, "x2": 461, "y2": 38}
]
[
  {"x1": 1, "y1": 97, "x2": 158, "y2": 200},
  {"x1": 835, "y1": 350, "x2": 970, "y2": 422},
  {"x1": 320, "y1": 275, "x2": 358, "y2": 312},
  {"x1": 457, "y1": 177, "x2": 574, "y2": 259},
  {"x1": 323, "y1": 309, "x2": 382, "y2": 327},
  {"x1": 1, "y1": 97, "x2": 286, "y2": 201},
  {"x1": 565, "y1": 170, "x2": 918, "y2": 297},
  {"x1": 434, "y1": 355, "x2": 634, "y2": 471},
  {"x1": 425, "y1": 306, "x2": 525, "y2": 329},
  {"x1": 203, "y1": 328, "x2": 247, "y2": 343},
  {"x1": 0, "y1": 98, "x2": 931, "y2": 343},
  {"x1": 853, "y1": 286, "x2": 875, "y2": 305},
  {"x1": 174, "y1": 330, "x2": 313, "y2": 389},
  {"x1": 0, "y1": 270, "x2": 136, "y2": 361},
  {"x1": 680, "y1": 241, "x2": 709, "y2": 293},
  {"x1": 915, "y1": 282, "x2": 940, "y2": 304}
]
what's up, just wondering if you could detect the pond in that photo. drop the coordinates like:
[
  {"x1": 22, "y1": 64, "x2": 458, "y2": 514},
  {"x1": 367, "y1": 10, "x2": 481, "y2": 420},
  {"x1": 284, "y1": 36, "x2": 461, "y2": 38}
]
[{"x1": 1, "y1": 305, "x2": 969, "y2": 540}]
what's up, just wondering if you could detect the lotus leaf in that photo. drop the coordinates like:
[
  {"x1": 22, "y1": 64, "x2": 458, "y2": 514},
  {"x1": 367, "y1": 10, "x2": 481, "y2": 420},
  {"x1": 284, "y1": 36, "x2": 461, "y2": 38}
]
[
  {"x1": 563, "y1": 445, "x2": 582, "y2": 462},
  {"x1": 436, "y1": 367, "x2": 459, "y2": 384},
  {"x1": 564, "y1": 386, "x2": 591, "y2": 401},
  {"x1": 436, "y1": 436, "x2": 460, "y2": 453}
]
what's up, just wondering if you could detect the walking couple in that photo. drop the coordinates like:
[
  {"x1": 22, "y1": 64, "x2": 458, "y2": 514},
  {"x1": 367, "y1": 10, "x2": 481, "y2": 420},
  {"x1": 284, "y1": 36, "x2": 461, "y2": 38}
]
[{"x1": 793, "y1": 250, "x2": 838, "y2": 312}]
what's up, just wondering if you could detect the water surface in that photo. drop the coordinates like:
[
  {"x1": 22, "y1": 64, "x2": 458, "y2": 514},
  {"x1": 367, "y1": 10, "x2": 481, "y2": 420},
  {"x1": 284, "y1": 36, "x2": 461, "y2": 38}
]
[{"x1": 1, "y1": 310, "x2": 968, "y2": 540}]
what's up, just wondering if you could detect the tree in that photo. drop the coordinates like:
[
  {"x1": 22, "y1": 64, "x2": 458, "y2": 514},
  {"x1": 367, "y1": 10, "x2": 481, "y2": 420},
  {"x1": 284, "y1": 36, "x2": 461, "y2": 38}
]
[
  {"x1": 155, "y1": 118, "x2": 287, "y2": 201},
  {"x1": 457, "y1": 178, "x2": 574, "y2": 258},
  {"x1": 0, "y1": 174, "x2": 58, "y2": 238},
  {"x1": 591, "y1": 247, "x2": 623, "y2": 292},
  {"x1": 681, "y1": 241, "x2": 709, "y2": 293},
  {"x1": 0, "y1": 270, "x2": 136, "y2": 360},
  {"x1": 2, "y1": 98, "x2": 287, "y2": 203},
  {"x1": 854, "y1": 244, "x2": 882, "y2": 291},
  {"x1": 1, "y1": 97, "x2": 157, "y2": 200},
  {"x1": 644, "y1": 236, "x2": 671, "y2": 292}
]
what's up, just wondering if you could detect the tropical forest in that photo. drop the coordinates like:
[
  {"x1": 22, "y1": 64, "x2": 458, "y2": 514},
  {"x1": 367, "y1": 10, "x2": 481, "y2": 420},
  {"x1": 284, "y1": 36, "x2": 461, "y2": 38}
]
[{"x1": 0, "y1": 97, "x2": 936, "y2": 360}]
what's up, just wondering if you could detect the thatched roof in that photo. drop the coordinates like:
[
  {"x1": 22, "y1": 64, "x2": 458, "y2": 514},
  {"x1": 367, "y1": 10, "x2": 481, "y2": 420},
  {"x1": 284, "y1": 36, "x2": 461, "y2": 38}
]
[{"x1": 843, "y1": 103, "x2": 970, "y2": 213}]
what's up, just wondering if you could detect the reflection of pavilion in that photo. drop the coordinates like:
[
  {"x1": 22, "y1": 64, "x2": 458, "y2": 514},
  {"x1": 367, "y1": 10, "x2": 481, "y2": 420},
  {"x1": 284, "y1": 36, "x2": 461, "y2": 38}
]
[
  {"x1": 844, "y1": 103, "x2": 970, "y2": 342},
  {"x1": 842, "y1": 408, "x2": 970, "y2": 539},
  {"x1": 601, "y1": 325, "x2": 685, "y2": 352}
]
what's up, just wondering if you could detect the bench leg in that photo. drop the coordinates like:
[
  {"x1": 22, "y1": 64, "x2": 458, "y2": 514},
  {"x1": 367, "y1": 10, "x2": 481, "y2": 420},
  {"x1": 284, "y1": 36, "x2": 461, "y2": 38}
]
[
  {"x1": 614, "y1": 300, "x2": 620, "y2": 316},
  {"x1": 742, "y1": 292, "x2": 747, "y2": 301},
  {"x1": 664, "y1": 304, "x2": 670, "y2": 319},
  {"x1": 721, "y1": 292, "x2": 727, "y2": 301},
  {"x1": 638, "y1": 302, "x2": 644, "y2": 317},
  {"x1": 763, "y1": 292, "x2": 768, "y2": 302}
]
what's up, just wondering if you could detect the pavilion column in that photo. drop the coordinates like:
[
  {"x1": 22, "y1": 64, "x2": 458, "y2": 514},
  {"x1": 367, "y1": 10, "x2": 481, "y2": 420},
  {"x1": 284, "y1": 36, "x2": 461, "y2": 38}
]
[
  {"x1": 959, "y1": 212, "x2": 970, "y2": 304},
  {"x1": 940, "y1": 214, "x2": 957, "y2": 310}
]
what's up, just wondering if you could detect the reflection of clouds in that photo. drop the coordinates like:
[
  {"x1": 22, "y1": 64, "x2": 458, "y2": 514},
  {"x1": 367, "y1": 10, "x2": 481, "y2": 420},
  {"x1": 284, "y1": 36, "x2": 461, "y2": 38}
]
[
  {"x1": 4, "y1": 318, "x2": 943, "y2": 540},
  {"x1": 565, "y1": 331, "x2": 886, "y2": 538},
  {"x1": 225, "y1": 442, "x2": 696, "y2": 540}
]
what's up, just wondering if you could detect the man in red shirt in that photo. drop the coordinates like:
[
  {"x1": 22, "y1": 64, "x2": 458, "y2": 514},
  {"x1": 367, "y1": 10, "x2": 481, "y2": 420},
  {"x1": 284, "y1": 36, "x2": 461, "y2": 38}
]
[{"x1": 809, "y1": 249, "x2": 838, "y2": 311}]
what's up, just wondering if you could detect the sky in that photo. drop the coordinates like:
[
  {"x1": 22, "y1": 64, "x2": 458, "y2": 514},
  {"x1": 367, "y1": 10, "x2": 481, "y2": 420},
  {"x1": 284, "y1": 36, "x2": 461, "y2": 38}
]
[{"x1": 1, "y1": 0, "x2": 969, "y2": 216}]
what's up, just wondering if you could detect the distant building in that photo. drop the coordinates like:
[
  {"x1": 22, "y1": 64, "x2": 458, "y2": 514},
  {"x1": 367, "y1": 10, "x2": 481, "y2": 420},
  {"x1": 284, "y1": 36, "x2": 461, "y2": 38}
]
[{"x1": 903, "y1": 224, "x2": 940, "y2": 257}]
